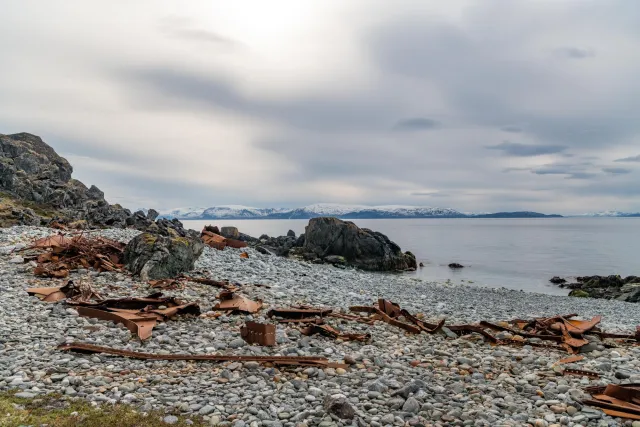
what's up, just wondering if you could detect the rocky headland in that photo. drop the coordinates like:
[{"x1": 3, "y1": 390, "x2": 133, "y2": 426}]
[{"x1": 550, "y1": 275, "x2": 640, "y2": 303}]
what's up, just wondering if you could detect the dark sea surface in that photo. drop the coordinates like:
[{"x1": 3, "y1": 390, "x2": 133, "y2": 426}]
[{"x1": 182, "y1": 218, "x2": 640, "y2": 296}]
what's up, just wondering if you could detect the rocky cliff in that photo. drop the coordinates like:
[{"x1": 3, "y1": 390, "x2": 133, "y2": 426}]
[{"x1": 0, "y1": 132, "x2": 131, "y2": 227}]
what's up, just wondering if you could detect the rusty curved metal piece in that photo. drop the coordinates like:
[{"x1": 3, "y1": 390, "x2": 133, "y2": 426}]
[
  {"x1": 58, "y1": 342, "x2": 347, "y2": 368},
  {"x1": 76, "y1": 307, "x2": 156, "y2": 340},
  {"x1": 479, "y1": 321, "x2": 563, "y2": 343},
  {"x1": 400, "y1": 309, "x2": 445, "y2": 333},
  {"x1": 26, "y1": 286, "x2": 68, "y2": 302},
  {"x1": 350, "y1": 306, "x2": 421, "y2": 334},
  {"x1": 378, "y1": 299, "x2": 402, "y2": 318},
  {"x1": 213, "y1": 291, "x2": 262, "y2": 314}
]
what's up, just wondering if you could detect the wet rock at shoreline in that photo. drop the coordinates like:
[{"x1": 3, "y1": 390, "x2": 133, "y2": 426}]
[
  {"x1": 553, "y1": 274, "x2": 640, "y2": 302},
  {"x1": 448, "y1": 262, "x2": 464, "y2": 269},
  {"x1": 302, "y1": 217, "x2": 417, "y2": 271}
]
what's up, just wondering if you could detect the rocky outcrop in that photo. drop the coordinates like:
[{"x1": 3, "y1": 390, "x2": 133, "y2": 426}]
[
  {"x1": 302, "y1": 217, "x2": 416, "y2": 271},
  {"x1": 552, "y1": 275, "x2": 640, "y2": 302},
  {"x1": 0, "y1": 132, "x2": 131, "y2": 227},
  {"x1": 123, "y1": 233, "x2": 204, "y2": 280}
]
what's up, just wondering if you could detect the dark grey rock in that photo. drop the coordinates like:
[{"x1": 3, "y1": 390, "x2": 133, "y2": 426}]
[
  {"x1": 124, "y1": 233, "x2": 204, "y2": 280},
  {"x1": 303, "y1": 217, "x2": 417, "y2": 271},
  {"x1": 323, "y1": 395, "x2": 356, "y2": 419}
]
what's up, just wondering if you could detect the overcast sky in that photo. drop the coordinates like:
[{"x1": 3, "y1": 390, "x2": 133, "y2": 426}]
[{"x1": 2, "y1": 0, "x2": 640, "y2": 214}]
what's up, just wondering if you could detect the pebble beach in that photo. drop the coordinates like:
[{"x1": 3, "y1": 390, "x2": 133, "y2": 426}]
[{"x1": 1, "y1": 226, "x2": 639, "y2": 427}]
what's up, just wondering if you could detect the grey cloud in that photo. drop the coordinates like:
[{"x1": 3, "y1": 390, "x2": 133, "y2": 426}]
[
  {"x1": 411, "y1": 192, "x2": 448, "y2": 197},
  {"x1": 393, "y1": 117, "x2": 440, "y2": 131},
  {"x1": 566, "y1": 172, "x2": 597, "y2": 180},
  {"x1": 486, "y1": 142, "x2": 567, "y2": 157},
  {"x1": 554, "y1": 47, "x2": 595, "y2": 59},
  {"x1": 159, "y1": 16, "x2": 239, "y2": 47},
  {"x1": 603, "y1": 167, "x2": 632, "y2": 174},
  {"x1": 615, "y1": 154, "x2": 640, "y2": 162}
]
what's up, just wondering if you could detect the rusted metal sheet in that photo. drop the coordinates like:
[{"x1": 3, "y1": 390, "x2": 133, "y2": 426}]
[
  {"x1": 267, "y1": 307, "x2": 332, "y2": 319},
  {"x1": 563, "y1": 368, "x2": 600, "y2": 379},
  {"x1": 144, "y1": 302, "x2": 201, "y2": 320},
  {"x1": 76, "y1": 307, "x2": 157, "y2": 340},
  {"x1": 201, "y1": 230, "x2": 227, "y2": 250},
  {"x1": 240, "y1": 321, "x2": 276, "y2": 346},
  {"x1": 350, "y1": 305, "x2": 421, "y2": 334},
  {"x1": 182, "y1": 276, "x2": 235, "y2": 290},
  {"x1": 26, "y1": 286, "x2": 68, "y2": 302},
  {"x1": 240, "y1": 252, "x2": 249, "y2": 258},
  {"x1": 226, "y1": 238, "x2": 248, "y2": 249},
  {"x1": 58, "y1": 342, "x2": 348, "y2": 368},
  {"x1": 446, "y1": 324, "x2": 500, "y2": 343},
  {"x1": 213, "y1": 291, "x2": 262, "y2": 314},
  {"x1": 300, "y1": 323, "x2": 371, "y2": 342}
]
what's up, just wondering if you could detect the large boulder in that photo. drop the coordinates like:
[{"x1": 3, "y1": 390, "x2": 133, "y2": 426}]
[
  {"x1": 303, "y1": 217, "x2": 417, "y2": 271},
  {"x1": 124, "y1": 233, "x2": 204, "y2": 280}
]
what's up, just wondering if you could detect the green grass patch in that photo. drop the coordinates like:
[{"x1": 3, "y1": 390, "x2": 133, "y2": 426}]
[{"x1": 0, "y1": 392, "x2": 207, "y2": 427}]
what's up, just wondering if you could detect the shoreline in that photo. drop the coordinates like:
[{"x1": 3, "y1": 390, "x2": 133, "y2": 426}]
[{"x1": 1, "y1": 225, "x2": 639, "y2": 427}]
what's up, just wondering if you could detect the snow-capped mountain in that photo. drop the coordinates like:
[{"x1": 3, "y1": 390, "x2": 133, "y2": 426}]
[
  {"x1": 577, "y1": 211, "x2": 640, "y2": 217},
  {"x1": 156, "y1": 203, "x2": 561, "y2": 219}
]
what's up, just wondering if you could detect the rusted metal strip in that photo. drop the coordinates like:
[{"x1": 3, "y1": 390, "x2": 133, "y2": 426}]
[
  {"x1": 225, "y1": 238, "x2": 248, "y2": 249},
  {"x1": 446, "y1": 324, "x2": 500, "y2": 343},
  {"x1": 582, "y1": 399, "x2": 640, "y2": 417},
  {"x1": 76, "y1": 307, "x2": 156, "y2": 340},
  {"x1": 58, "y1": 342, "x2": 347, "y2": 368},
  {"x1": 554, "y1": 355, "x2": 585, "y2": 365},
  {"x1": 563, "y1": 368, "x2": 600, "y2": 379},
  {"x1": 602, "y1": 384, "x2": 640, "y2": 404},
  {"x1": 600, "y1": 408, "x2": 640, "y2": 421},
  {"x1": 278, "y1": 318, "x2": 325, "y2": 324},
  {"x1": 400, "y1": 309, "x2": 445, "y2": 333},
  {"x1": 240, "y1": 322, "x2": 276, "y2": 346},
  {"x1": 350, "y1": 306, "x2": 421, "y2": 334}
]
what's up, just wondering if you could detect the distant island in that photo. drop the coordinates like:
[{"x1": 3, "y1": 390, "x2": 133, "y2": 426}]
[{"x1": 153, "y1": 204, "x2": 564, "y2": 220}]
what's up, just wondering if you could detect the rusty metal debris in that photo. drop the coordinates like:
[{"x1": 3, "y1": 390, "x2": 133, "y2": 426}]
[
  {"x1": 583, "y1": 383, "x2": 640, "y2": 420},
  {"x1": 213, "y1": 291, "x2": 262, "y2": 314},
  {"x1": 350, "y1": 305, "x2": 422, "y2": 334},
  {"x1": 378, "y1": 299, "x2": 402, "y2": 318},
  {"x1": 148, "y1": 279, "x2": 179, "y2": 289},
  {"x1": 240, "y1": 252, "x2": 249, "y2": 259},
  {"x1": 26, "y1": 280, "x2": 103, "y2": 303},
  {"x1": 240, "y1": 321, "x2": 276, "y2": 346},
  {"x1": 58, "y1": 342, "x2": 348, "y2": 368},
  {"x1": 23, "y1": 233, "x2": 125, "y2": 278},
  {"x1": 201, "y1": 228, "x2": 248, "y2": 250},
  {"x1": 563, "y1": 368, "x2": 600, "y2": 379},
  {"x1": 69, "y1": 292, "x2": 200, "y2": 340}
]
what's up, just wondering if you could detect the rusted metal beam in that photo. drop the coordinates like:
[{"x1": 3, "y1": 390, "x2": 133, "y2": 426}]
[
  {"x1": 267, "y1": 307, "x2": 333, "y2": 319},
  {"x1": 400, "y1": 309, "x2": 445, "y2": 333},
  {"x1": 563, "y1": 368, "x2": 600, "y2": 379},
  {"x1": 58, "y1": 342, "x2": 347, "y2": 368}
]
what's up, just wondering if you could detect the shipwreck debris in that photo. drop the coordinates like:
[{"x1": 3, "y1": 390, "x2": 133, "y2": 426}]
[
  {"x1": 201, "y1": 228, "x2": 248, "y2": 250},
  {"x1": 240, "y1": 321, "x2": 276, "y2": 346},
  {"x1": 213, "y1": 291, "x2": 263, "y2": 314},
  {"x1": 583, "y1": 383, "x2": 640, "y2": 420},
  {"x1": 58, "y1": 342, "x2": 347, "y2": 368},
  {"x1": 267, "y1": 307, "x2": 332, "y2": 319},
  {"x1": 563, "y1": 368, "x2": 600, "y2": 379}
]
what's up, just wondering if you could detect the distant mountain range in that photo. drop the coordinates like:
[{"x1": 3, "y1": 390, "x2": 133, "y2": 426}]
[
  {"x1": 576, "y1": 211, "x2": 640, "y2": 217},
  {"x1": 152, "y1": 204, "x2": 564, "y2": 220}
]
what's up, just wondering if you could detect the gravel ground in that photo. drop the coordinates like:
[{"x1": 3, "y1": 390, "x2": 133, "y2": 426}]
[{"x1": 1, "y1": 226, "x2": 639, "y2": 427}]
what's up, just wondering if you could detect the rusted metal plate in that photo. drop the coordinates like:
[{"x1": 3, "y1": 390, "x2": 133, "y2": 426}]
[
  {"x1": 267, "y1": 307, "x2": 333, "y2": 319},
  {"x1": 240, "y1": 322, "x2": 276, "y2": 346},
  {"x1": 58, "y1": 342, "x2": 347, "y2": 368},
  {"x1": 213, "y1": 291, "x2": 262, "y2": 314},
  {"x1": 76, "y1": 306, "x2": 156, "y2": 340},
  {"x1": 601, "y1": 408, "x2": 640, "y2": 421},
  {"x1": 26, "y1": 286, "x2": 67, "y2": 302},
  {"x1": 240, "y1": 252, "x2": 249, "y2": 258},
  {"x1": 201, "y1": 230, "x2": 227, "y2": 250}
]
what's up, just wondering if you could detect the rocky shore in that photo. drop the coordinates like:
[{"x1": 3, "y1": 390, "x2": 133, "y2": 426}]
[
  {"x1": 2, "y1": 226, "x2": 640, "y2": 427},
  {"x1": 549, "y1": 276, "x2": 640, "y2": 303}
]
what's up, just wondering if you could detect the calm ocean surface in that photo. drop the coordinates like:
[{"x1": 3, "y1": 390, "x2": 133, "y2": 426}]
[{"x1": 182, "y1": 218, "x2": 640, "y2": 296}]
